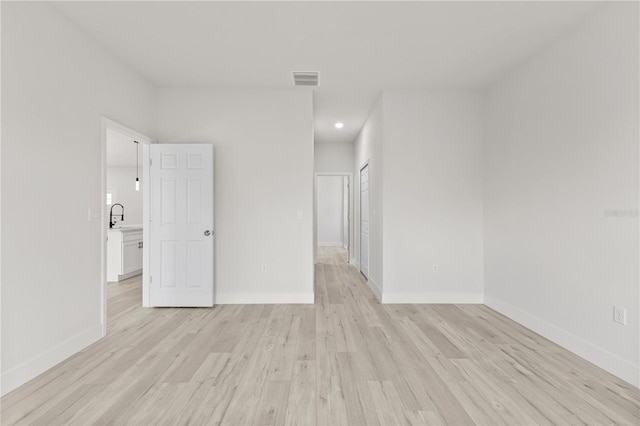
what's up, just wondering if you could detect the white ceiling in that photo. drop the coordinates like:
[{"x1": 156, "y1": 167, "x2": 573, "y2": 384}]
[
  {"x1": 107, "y1": 128, "x2": 140, "y2": 167},
  {"x1": 53, "y1": 1, "x2": 599, "y2": 144}
]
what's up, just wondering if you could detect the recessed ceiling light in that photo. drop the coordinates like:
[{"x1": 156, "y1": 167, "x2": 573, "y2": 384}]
[{"x1": 335, "y1": 122, "x2": 344, "y2": 129}]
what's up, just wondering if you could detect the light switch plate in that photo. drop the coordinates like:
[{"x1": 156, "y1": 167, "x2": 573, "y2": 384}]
[{"x1": 88, "y1": 208, "x2": 100, "y2": 222}]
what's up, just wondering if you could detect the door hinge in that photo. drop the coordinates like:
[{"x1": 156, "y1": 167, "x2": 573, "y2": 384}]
[
  {"x1": 150, "y1": 158, "x2": 153, "y2": 166},
  {"x1": 149, "y1": 276, "x2": 152, "y2": 283}
]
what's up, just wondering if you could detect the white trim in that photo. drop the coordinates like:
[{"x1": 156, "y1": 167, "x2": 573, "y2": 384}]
[
  {"x1": 215, "y1": 292, "x2": 314, "y2": 304},
  {"x1": 102, "y1": 118, "x2": 154, "y2": 144},
  {"x1": 1, "y1": 325, "x2": 102, "y2": 396},
  {"x1": 101, "y1": 117, "x2": 154, "y2": 317},
  {"x1": 351, "y1": 258, "x2": 360, "y2": 269},
  {"x1": 142, "y1": 144, "x2": 151, "y2": 307},
  {"x1": 485, "y1": 294, "x2": 640, "y2": 388},
  {"x1": 117, "y1": 270, "x2": 142, "y2": 281},
  {"x1": 358, "y1": 161, "x2": 370, "y2": 278},
  {"x1": 382, "y1": 292, "x2": 484, "y2": 304},
  {"x1": 367, "y1": 277, "x2": 382, "y2": 301},
  {"x1": 318, "y1": 241, "x2": 344, "y2": 247}
]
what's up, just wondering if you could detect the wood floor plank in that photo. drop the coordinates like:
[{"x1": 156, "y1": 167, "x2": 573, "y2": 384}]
[
  {"x1": 2, "y1": 246, "x2": 638, "y2": 426},
  {"x1": 368, "y1": 380, "x2": 407, "y2": 426},
  {"x1": 267, "y1": 315, "x2": 301, "y2": 381},
  {"x1": 252, "y1": 380, "x2": 291, "y2": 425},
  {"x1": 178, "y1": 384, "x2": 234, "y2": 426},
  {"x1": 219, "y1": 320, "x2": 280, "y2": 425},
  {"x1": 30, "y1": 383, "x2": 106, "y2": 426},
  {"x1": 295, "y1": 306, "x2": 316, "y2": 361},
  {"x1": 284, "y1": 360, "x2": 316, "y2": 426}
]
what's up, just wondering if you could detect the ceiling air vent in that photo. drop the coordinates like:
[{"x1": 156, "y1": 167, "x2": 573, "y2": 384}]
[{"x1": 292, "y1": 71, "x2": 319, "y2": 87}]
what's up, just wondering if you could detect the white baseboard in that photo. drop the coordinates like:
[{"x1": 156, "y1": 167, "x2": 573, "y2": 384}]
[
  {"x1": 485, "y1": 294, "x2": 639, "y2": 388},
  {"x1": 367, "y1": 277, "x2": 383, "y2": 301},
  {"x1": 351, "y1": 258, "x2": 360, "y2": 269},
  {"x1": 1, "y1": 324, "x2": 103, "y2": 396},
  {"x1": 117, "y1": 269, "x2": 142, "y2": 281},
  {"x1": 215, "y1": 292, "x2": 314, "y2": 304},
  {"x1": 318, "y1": 242, "x2": 344, "y2": 247},
  {"x1": 382, "y1": 292, "x2": 484, "y2": 304}
]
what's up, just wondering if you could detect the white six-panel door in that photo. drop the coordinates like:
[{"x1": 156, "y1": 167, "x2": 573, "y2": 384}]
[
  {"x1": 149, "y1": 144, "x2": 214, "y2": 307},
  {"x1": 360, "y1": 164, "x2": 369, "y2": 278}
]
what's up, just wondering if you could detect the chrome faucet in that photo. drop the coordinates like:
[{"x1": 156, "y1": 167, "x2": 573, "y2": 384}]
[{"x1": 109, "y1": 203, "x2": 124, "y2": 228}]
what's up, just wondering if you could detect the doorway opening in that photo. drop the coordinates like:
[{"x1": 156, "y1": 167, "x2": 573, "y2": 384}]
[
  {"x1": 315, "y1": 173, "x2": 352, "y2": 266},
  {"x1": 101, "y1": 118, "x2": 153, "y2": 336}
]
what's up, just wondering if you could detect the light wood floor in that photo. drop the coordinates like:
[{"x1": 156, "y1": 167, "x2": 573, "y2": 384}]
[
  {"x1": 317, "y1": 246, "x2": 349, "y2": 265},
  {"x1": 2, "y1": 246, "x2": 639, "y2": 425}
]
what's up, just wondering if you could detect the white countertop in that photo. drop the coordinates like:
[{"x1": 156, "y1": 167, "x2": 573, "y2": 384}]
[{"x1": 108, "y1": 226, "x2": 143, "y2": 233}]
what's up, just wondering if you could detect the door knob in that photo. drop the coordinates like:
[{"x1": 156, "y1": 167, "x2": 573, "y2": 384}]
[{"x1": 204, "y1": 230, "x2": 212, "y2": 236}]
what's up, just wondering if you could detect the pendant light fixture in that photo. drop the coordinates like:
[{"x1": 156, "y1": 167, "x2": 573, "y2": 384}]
[{"x1": 134, "y1": 140, "x2": 140, "y2": 191}]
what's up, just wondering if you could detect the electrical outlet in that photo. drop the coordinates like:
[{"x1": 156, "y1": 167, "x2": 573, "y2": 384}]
[
  {"x1": 296, "y1": 210, "x2": 303, "y2": 220},
  {"x1": 613, "y1": 306, "x2": 627, "y2": 325},
  {"x1": 261, "y1": 264, "x2": 267, "y2": 273},
  {"x1": 433, "y1": 264, "x2": 439, "y2": 273}
]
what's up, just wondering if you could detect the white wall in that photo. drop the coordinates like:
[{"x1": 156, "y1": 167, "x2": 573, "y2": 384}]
[
  {"x1": 317, "y1": 176, "x2": 344, "y2": 246},
  {"x1": 314, "y1": 142, "x2": 354, "y2": 173},
  {"x1": 354, "y1": 98, "x2": 384, "y2": 299},
  {"x1": 484, "y1": 3, "x2": 639, "y2": 386},
  {"x1": 106, "y1": 167, "x2": 143, "y2": 225},
  {"x1": 382, "y1": 90, "x2": 484, "y2": 303},
  {"x1": 1, "y1": 2, "x2": 156, "y2": 395},
  {"x1": 156, "y1": 88, "x2": 314, "y2": 304}
]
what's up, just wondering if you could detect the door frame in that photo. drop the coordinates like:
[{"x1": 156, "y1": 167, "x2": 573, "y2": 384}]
[
  {"x1": 100, "y1": 117, "x2": 154, "y2": 335},
  {"x1": 358, "y1": 161, "x2": 370, "y2": 277},
  {"x1": 314, "y1": 172, "x2": 353, "y2": 264}
]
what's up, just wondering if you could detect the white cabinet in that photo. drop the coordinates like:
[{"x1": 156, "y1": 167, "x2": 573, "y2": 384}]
[
  {"x1": 122, "y1": 240, "x2": 143, "y2": 275},
  {"x1": 107, "y1": 228, "x2": 143, "y2": 281}
]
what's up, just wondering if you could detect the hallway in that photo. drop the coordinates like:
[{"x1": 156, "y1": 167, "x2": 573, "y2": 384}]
[{"x1": 316, "y1": 246, "x2": 349, "y2": 266}]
